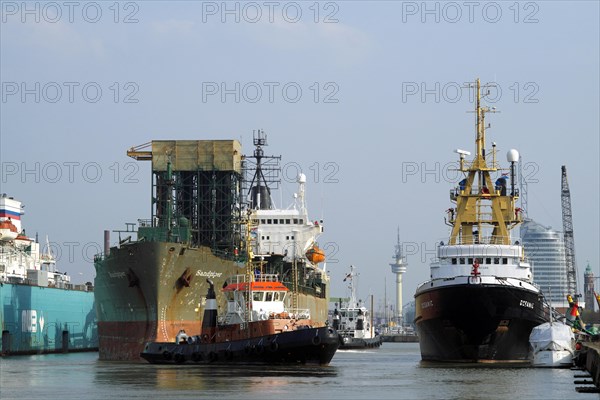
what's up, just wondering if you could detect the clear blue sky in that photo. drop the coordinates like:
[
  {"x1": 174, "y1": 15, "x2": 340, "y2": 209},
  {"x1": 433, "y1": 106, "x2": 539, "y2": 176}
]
[{"x1": 1, "y1": 1, "x2": 598, "y2": 309}]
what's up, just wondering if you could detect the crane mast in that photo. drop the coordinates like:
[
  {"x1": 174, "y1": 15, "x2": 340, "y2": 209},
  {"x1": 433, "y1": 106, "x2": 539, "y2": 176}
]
[{"x1": 561, "y1": 165, "x2": 578, "y2": 295}]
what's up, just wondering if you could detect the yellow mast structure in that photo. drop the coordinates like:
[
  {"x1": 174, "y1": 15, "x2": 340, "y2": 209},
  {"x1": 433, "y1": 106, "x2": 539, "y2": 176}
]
[{"x1": 448, "y1": 79, "x2": 522, "y2": 246}]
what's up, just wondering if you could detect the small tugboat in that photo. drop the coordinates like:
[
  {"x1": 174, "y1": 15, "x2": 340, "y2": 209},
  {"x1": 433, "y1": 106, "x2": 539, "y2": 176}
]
[
  {"x1": 140, "y1": 273, "x2": 339, "y2": 365},
  {"x1": 332, "y1": 265, "x2": 382, "y2": 350}
]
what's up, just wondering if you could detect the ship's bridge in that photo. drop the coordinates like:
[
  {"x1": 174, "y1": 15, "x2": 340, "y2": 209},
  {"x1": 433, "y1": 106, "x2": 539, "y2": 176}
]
[
  {"x1": 431, "y1": 237, "x2": 532, "y2": 282},
  {"x1": 251, "y1": 209, "x2": 322, "y2": 260}
]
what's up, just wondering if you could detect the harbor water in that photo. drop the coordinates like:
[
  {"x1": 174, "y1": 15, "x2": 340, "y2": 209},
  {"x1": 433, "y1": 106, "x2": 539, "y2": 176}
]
[{"x1": 0, "y1": 343, "x2": 596, "y2": 400}]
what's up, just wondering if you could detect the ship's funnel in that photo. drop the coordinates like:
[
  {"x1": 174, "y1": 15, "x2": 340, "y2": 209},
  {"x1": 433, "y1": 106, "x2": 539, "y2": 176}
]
[
  {"x1": 250, "y1": 185, "x2": 272, "y2": 210},
  {"x1": 356, "y1": 309, "x2": 364, "y2": 331},
  {"x1": 201, "y1": 279, "x2": 217, "y2": 342}
]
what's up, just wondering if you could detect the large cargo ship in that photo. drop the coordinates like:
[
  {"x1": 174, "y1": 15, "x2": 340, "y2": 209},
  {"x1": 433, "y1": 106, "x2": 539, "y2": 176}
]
[
  {"x1": 414, "y1": 79, "x2": 547, "y2": 363},
  {"x1": 94, "y1": 132, "x2": 330, "y2": 361},
  {"x1": 0, "y1": 195, "x2": 98, "y2": 355}
]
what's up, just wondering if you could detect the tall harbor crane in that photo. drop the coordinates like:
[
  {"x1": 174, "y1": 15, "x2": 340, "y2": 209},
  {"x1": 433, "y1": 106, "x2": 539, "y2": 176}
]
[{"x1": 561, "y1": 165, "x2": 578, "y2": 296}]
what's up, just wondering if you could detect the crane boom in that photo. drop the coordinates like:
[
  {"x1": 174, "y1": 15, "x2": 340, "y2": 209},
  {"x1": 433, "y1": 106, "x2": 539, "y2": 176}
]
[{"x1": 561, "y1": 165, "x2": 578, "y2": 295}]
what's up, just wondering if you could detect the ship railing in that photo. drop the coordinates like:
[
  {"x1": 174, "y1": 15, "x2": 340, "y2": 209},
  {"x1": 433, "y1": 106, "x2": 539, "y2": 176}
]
[
  {"x1": 228, "y1": 273, "x2": 280, "y2": 284},
  {"x1": 285, "y1": 308, "x2": 311, "y2": 320},
  {"x1": 255, "y1": 273, "x2": 279, "y2": 282},
  {"x1": 442, "y1": 235, "x2": 522, "y2": 246}
]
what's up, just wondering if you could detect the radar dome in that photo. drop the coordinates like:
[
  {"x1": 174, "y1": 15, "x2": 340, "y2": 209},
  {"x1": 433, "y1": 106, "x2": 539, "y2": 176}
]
[{"x1": 507, "y1": 149, "x2": 520, "y2": 163}]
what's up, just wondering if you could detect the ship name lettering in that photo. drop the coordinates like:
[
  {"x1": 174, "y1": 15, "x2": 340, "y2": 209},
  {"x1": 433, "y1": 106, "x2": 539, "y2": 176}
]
[
  {"x1": 421, "y1": 300, "x2": 433, "y2": 309},
  {"x1": 195, "y1": 270, "x2": 223, "y2": 279},
  {"x1": 519, "y1": 300, "x2": 533, "y2": 309}
]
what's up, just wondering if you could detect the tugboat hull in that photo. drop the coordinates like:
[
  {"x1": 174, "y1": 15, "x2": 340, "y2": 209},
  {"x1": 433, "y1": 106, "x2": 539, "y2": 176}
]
[
  {"x1": 339, "y1": 336, "x2": 382, "y2": 350},
  {"x1": 140, "y1": 326, "x2": 339, "y2": 365},
  {"x1": 415, "y1": 282, "x2": 545, "y2": 363}
]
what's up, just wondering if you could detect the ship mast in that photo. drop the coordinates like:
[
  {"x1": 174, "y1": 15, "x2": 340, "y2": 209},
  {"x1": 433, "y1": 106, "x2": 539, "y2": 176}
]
[
  {"x1": 448, "y1": 78, "x2": 522, "y2": 246},
  {"x1": 245, "y1": 130, "x2": 281, "y2": 210}
]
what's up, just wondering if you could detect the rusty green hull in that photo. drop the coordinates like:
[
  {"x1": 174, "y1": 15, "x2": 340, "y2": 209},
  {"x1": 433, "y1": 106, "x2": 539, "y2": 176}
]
[{"x1": 94, "y1": 242, "x2": 329, "y2": 361}]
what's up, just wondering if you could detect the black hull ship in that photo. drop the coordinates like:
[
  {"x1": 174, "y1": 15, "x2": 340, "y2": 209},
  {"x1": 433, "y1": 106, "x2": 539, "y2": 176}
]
[
  {"x1": 141, "y1": 325, "x2": 339, "y2": 365},
  {"x1": 416, "y1": 279, "x2": 544, "y2": 361},
  {"x1": 414, "y1": 79, "x2": 546, "y2": 364},
  {"x1": 141, "y1": 275, "x2": 339, "y2": 365}
]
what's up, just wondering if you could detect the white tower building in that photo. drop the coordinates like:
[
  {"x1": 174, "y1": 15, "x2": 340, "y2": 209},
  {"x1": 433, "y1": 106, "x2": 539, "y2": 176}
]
[{"x1": 389, "y1": 228, "x2": 408, "y2": 325}]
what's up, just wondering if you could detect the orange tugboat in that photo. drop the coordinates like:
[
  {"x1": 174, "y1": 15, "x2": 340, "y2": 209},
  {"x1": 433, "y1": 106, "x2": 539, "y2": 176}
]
[{"x1": 140, "y1": 275, "x2": 339, "y2": 365}]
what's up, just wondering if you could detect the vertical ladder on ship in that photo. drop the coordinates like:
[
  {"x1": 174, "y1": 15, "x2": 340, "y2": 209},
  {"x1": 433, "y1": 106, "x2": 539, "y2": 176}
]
[{"x1": 292, "y1": 257, "x2": 299, "y2": 310}]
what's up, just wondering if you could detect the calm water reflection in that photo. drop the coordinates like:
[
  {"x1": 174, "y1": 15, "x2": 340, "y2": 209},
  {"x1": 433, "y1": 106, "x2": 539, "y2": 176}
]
[{"x1": 0, "y1": 343, "x2": 597, "y2": 400}]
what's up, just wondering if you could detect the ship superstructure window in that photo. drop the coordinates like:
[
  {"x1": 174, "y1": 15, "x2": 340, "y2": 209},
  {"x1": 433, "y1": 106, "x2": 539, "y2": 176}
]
[
  {"x1": 261, "y1": 219, "x2": 266, "y2": 224},
  {"x1": 267, "y1": 219, "x2": 272, "y2": 224},
  {"x1": 265, "y1": 292, "x2": 273, "y2": 301},
  {"x1": 486, "y1": 257, "x2": 491, "y2": 264},
  {"x1": 494, "y1": 258, "x2": 500, "y2": 264},
  {"x1": 286, "y1": 219, "x2": 291, "y2": 224},
  {"x1": 468, "y1": 258, "x2": 473, "y2": 264},
  {"x1": 502, "y1": 258, "x2": 508, "y2": 264},
  {"x1": 253, "y1": 292, "x2": 263, "y2": 301},
  {"x1": 459, "y1": 258, "x2": 465, "y2": 264},
  {"x1": 273, "y1": 219, "x2": 278, "y2": 224},
  {"x1": 293, "y1": 218, "x2": 298, "y2": 224},
  {"x1": 279, "y1": 219, "x2": 284, "y2": 224},
  {"x1": 300, "y1": 219, "x2": 304, "y2": 224},
  {"x1": 451, "y1": 258, "x2": 457, "y2": 265}
]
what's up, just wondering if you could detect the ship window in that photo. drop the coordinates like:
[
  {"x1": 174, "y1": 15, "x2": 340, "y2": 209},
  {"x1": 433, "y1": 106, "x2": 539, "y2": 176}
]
[
  {"x1": 468, "y1": 258, "x2": 473, "y2": 264},
  {"x1": 291, "y1": 236, "x2": 294, "y2": 240},
  {"x1": 502, "y1": 258, "x2": 508, "y2": 264},
  {"x1": 279, "y1": 219, "x2": 284, "y2": 224},
  {"x1": 265, "y1": 292, "x2": 273, "y2": 302},
  {"x1": 459, "y1": 258, "x2": 465, "y2": 264},
  {"x1": 486, "y1": 257, "x2": 491, "y2": 264},
  {"x1": 273, "y1": 219, "x2": 278, "y2": 224},
  {"x1": 293, "y1": 218, "x2": 298, "y2": 224},
  {"x1": 267, "y1": 219, "x2": 272, "y2": 224},
  {"x1": 300, "y1": 219, "x2": 304, "y2": 224},
  {"x1": 286, "y1": 219, "x2": 291, "y2": 224},
  {"x1": 253, "y1": 292, "x2": 264, "y2": 301},
  {"x1": 286, "y1": 236, "x2": 289, "y2": 240},
  {"x1": 267, "y1": 236, "x2": 270, "y2": 240},
  {"x1": 451, "y1": 258, "x2": 457, "y2": 265},
  {"x1": 260, "y1": 219, "x2": 266, "y2": 224},
  {"x1": 494, "y1": 258, "x2": 500, "y2": 264},
  {"x1": 261, "y1": 236, "x2": 265, "y2": 240}
]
